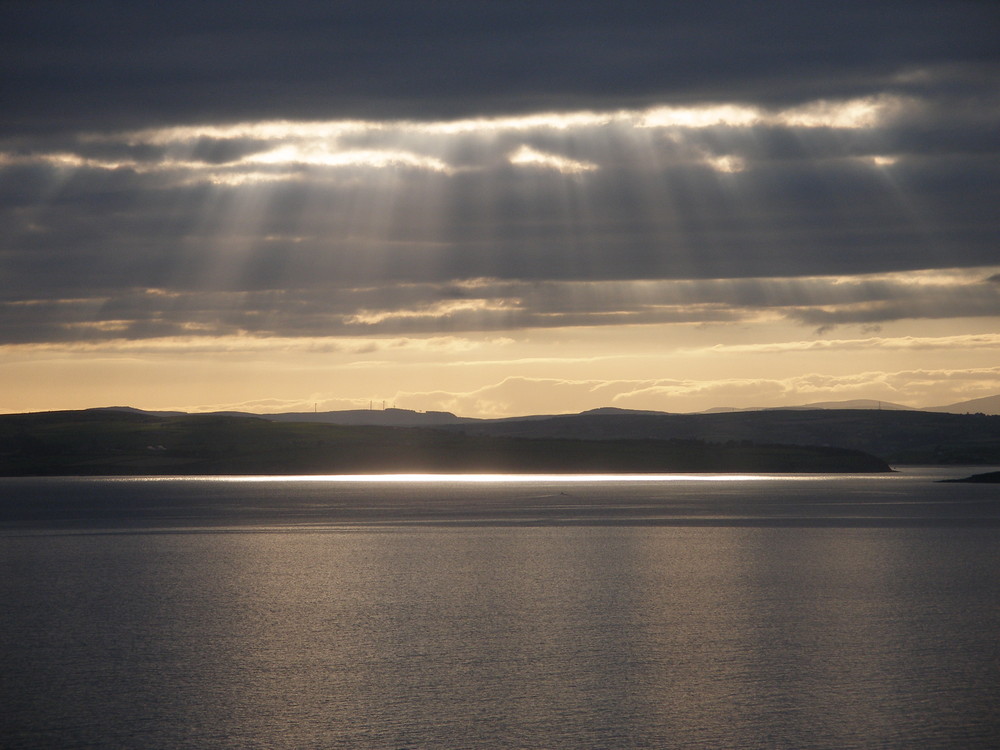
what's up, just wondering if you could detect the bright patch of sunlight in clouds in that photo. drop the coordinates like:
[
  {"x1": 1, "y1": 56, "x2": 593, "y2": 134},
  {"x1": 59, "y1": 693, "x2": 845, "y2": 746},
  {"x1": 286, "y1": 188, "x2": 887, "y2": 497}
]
[
  {"x1": 198, "y1": 170, "x2": 302, "y2": 186},
  {"x1": 244, "y1": 145, "x2": 454, "y2": 172},
  {"x1": 638, "y1": 95, "x2": 905, "y2": 129},
  {"x1": 14, "y1": 94, "x2": 909, "y2": 184},
  {"x1": 638, "y1": 104, "x2": 761, "y2": 128},
  {"x1": 702, "y1": 154, "x2": 746, "y2": 173},
  {"x1": 507, "y1": 145, "x2": 598, "y2": 174},
  {"x1": 114, "y1": 95, "x2": 901, "y2": 143},
  {"x1": 345, "y1": 299, "x2": 521, "y2": 325},
  {"x1": 779, "y1": 96, "x2": 906, "y2": 128}
]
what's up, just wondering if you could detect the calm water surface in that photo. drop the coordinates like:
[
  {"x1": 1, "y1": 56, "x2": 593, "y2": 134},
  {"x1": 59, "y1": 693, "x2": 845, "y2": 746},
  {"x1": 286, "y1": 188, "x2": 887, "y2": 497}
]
[{"x1": 2, "y1": 470, "x2": 999, "y2": 748}]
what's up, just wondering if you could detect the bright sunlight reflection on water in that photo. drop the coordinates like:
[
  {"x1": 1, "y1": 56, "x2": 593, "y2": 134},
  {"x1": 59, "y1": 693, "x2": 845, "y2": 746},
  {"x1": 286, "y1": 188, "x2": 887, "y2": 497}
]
[{"x1": 102, "y1": 473, "x2": 895, "y2": 483}]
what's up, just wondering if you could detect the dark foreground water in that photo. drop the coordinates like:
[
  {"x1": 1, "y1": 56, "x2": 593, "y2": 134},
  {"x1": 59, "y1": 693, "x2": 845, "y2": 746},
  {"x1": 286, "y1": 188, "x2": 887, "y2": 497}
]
[{"x1": 2, "y1": 469, "x2": 999, "y2": 748}]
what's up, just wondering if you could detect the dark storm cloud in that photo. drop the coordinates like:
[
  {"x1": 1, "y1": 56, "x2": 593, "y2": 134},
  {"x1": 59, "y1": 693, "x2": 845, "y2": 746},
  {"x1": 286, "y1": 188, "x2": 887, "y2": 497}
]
[{"x1": 2, "y1": 0, "x2": 997, "y2": 134}]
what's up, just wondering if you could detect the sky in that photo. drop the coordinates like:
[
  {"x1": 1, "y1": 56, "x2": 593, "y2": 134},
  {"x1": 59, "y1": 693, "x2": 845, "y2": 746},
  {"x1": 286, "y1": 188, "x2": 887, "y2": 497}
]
[{"x1": 2, "y1": 0, "x2": 999, "y2": 416}]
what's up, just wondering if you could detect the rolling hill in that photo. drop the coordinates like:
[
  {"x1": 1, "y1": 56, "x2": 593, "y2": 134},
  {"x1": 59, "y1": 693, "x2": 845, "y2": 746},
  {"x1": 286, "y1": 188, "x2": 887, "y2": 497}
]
[
  {"x1": 0, "y1": 409, "x2": 891, "y2": 476},
  {"x1": 439, "y1": 409, "x2": 1000, "y2": 465}
]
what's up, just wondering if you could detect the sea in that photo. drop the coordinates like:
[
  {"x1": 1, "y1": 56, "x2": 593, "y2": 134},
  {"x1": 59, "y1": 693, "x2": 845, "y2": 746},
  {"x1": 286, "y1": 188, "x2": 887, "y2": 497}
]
[{"x1": 2, "y1": 467, "x2": 999, "y2": 749}]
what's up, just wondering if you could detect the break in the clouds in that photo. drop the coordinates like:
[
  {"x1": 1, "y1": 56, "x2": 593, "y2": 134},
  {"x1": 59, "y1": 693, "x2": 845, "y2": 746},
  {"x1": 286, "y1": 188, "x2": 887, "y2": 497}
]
[
  {"x1": 2, "y1": 97, "x2": 998, "y2": 343},
  {"x1": 1, "y1": 0, "x2": 998, "y2": 413}
]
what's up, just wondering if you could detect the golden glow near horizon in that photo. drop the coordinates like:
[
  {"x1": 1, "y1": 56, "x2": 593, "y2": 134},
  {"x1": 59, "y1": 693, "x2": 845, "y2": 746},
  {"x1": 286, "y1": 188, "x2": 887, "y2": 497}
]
[
  {"x1": 4, "y1": 319, "x2": 999, "y2": 416},
  {"x1": 2, "y1": 94, "x2": 998, "y2": 416}
]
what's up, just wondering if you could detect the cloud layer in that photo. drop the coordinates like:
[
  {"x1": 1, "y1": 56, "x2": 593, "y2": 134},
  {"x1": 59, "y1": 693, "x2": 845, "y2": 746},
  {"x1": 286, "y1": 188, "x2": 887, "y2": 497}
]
[
  {"x1": 2, "y1": 96, "x2": 997, "y2": 345},
  {"x1": 2, "y1": 1, "x2": 998, "y2": 413},
  {"x1": 4, "y1": 1, "x2": 998, "y2": 131}
]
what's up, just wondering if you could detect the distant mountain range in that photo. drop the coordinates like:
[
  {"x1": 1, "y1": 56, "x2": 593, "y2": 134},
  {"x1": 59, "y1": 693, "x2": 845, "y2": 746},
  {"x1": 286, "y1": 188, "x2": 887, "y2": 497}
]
[
  {"x1": 95, "y1": 393, "x2": 1000, "y2": 428},
  {"x1": 702, "y1": 399, "x2": 916, "y2": 412},
  {"x1": 704, "y1": 395, "x2": 1000, "y2": 414},
  {"x1": 56, "y1": 394, "x2": 1000, "y2": 466},
  {"x1": 927, "y1": 394, "x2": 1000, "y2": 415}
]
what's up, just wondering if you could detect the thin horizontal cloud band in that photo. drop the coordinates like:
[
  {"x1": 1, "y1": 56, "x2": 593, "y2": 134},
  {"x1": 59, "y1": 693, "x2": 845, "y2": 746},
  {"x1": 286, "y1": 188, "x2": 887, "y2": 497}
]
[
  {"x1": 1, "y1": 268, "x2": 997, "y2": 345},
  {"x1": 0, "y1": 95, "x2": 932, "y2": 180}
]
